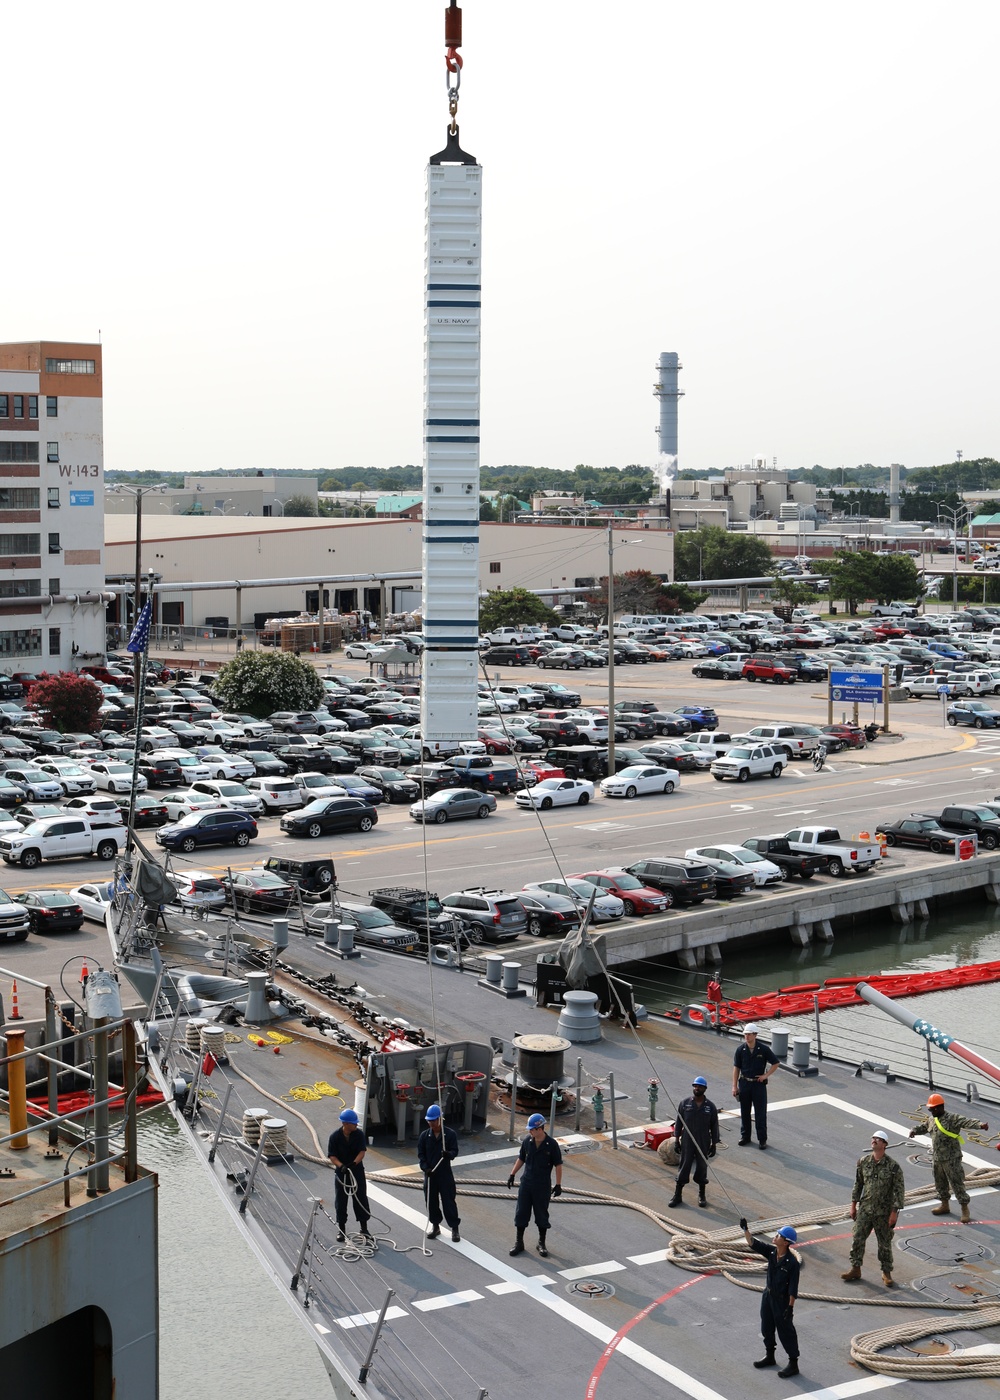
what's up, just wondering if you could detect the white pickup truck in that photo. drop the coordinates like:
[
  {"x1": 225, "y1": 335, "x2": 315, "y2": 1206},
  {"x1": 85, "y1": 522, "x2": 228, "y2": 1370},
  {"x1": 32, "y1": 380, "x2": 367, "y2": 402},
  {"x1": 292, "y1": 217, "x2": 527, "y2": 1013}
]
[
  {"x1": 0, "y1": 816, "x2": 126, "y2": 869},
  {"x1": 783, "y1": 826, "x2": 882, "y2": 878}
]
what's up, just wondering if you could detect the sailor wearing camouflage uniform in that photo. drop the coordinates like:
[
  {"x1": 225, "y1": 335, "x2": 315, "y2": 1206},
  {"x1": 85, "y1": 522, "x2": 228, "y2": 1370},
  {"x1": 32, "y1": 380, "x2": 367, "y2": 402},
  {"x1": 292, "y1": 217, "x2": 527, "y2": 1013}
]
[
  {"x1": 909, "y1": 1093, "x2": 989, "y2": 1223},
  {"x1": 841, "y1": 1130, "x2": 905, "y2": 1286}
]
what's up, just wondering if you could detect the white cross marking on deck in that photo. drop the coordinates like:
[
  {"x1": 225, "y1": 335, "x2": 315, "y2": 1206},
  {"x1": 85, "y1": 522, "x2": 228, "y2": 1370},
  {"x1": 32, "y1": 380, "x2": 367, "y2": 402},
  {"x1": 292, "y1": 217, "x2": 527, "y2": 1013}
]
[
  {"x1": 559, "y1": 1261, "x2": 626, "y2": 1279},
  {"x1": 412, "y1": 1290, "x2": 483, "y2": 1312},
  {"x1": 335, "y1": 1305, "x2": 409, "y2": 1330}
]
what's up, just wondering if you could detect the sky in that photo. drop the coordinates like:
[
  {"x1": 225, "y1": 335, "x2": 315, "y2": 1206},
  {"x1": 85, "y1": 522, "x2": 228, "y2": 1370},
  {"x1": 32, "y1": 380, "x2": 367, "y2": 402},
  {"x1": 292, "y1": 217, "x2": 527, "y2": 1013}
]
[{"x1": 9, "y1": 2, "x2": 1000, "y2": 478}]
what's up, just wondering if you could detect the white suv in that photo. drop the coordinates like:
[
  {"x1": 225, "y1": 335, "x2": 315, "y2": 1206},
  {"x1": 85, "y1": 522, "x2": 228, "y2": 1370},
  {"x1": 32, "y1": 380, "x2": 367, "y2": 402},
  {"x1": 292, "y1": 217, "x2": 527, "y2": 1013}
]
[
  {"x1": 710, "y1": 744, "x2": 788, "y2": 783},
  {"x1": 244, "y1": 776, "x2": 303, "y2": 813}
]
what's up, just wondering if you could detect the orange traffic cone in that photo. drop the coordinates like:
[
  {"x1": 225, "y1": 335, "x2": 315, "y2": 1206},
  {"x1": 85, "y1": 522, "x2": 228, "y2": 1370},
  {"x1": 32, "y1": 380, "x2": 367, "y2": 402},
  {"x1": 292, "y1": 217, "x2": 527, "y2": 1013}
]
[
  {"x1": 80, "y1": 960, "x2": 89, "y2": 988},
  {"x1": 9, "y1": 980, "x2": 22, "y2": 1021}
]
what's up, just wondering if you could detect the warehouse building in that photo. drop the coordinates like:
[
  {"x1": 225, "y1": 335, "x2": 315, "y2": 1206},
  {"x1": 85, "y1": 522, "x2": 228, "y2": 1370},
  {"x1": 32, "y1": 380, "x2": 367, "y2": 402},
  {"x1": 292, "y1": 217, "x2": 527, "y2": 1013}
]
[{"x1": 103, "y1": 515, "x2": 674, "y2": 634}]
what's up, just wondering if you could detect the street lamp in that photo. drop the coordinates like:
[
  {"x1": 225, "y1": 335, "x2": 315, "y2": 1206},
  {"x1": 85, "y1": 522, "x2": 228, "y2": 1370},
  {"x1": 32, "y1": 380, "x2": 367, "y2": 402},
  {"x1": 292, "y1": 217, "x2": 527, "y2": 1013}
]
[
  {"x1": 606, "y1": 525, "x2": 643, "y2": 772},
  {"x1": 270, "y1": 499, "x2": 284, "y2": 517},
  {"x1": 937, "y1": 503, "x2": 970, "y2": 608}
]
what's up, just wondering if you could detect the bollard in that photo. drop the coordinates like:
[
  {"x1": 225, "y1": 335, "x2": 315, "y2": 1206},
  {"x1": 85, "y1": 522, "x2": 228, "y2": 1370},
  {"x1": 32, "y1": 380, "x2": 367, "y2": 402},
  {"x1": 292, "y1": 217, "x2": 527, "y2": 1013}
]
[
  {"x1": 770, "y1": 1028, "x2": 789, "y2": 1059},
  {"x1": 323, "y1": 918, "x2": 340, "y2": 948},
  {"x1": 5, "y1": 1027, "x2": 28, "y2": 1150},
  {"x1": 271, "y1": 918, "x2": 289, "y2": 953},
  {"x1": 338, "y1": 923, "x2": 355, "y2": 955},
  {"x1": 791, "y1": 1036, "x2": 812, "y2": 1071},
  {"x1": 501, "y1": 962, "x2": 520, "y2": 994},
  {"x1": 484, "y1": 954, "x2": 504, "y2": 986}
]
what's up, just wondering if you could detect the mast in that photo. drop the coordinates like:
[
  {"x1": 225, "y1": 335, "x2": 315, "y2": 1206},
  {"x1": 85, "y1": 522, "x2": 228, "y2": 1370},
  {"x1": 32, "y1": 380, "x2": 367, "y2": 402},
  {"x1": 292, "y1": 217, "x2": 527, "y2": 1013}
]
[{"x1": 420, "y1": 3, "x2": 482, "y2": 744}]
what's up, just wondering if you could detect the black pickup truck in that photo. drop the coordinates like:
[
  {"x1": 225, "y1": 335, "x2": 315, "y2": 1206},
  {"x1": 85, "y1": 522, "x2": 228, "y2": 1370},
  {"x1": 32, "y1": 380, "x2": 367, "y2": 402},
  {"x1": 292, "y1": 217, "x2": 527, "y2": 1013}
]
[
  {"x1": 918, "y1": 806, "x2": 1000, "y2": 850},
  {"x1": 741, "y1": 836, "x2": 829, "y2": 879}
]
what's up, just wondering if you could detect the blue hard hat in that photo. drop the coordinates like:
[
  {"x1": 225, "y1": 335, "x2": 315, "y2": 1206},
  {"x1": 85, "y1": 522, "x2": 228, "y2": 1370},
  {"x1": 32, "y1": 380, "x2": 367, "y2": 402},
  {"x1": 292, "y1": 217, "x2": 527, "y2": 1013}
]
[
  {"x1": 527, "y1": 1113, "x2": 545, "y2": 1129},
  {"x1": 692, "y1": 1076, "x2": 708, "y2": 1088},
  {"x1": 777, "y1": 1226, "x2": 798, "y2": 1242},
  {"x1": 339, "y1": 1108, "x2": 359, "y2": 1125},
  {"x1": 425, "y1": 1104, "x2": 442, "y2": 1121}
]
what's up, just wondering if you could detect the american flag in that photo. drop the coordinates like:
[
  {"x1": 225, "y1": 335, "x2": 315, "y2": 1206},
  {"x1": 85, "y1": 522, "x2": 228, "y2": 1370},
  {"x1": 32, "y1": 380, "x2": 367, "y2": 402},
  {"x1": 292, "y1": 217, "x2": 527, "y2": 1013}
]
[{"x1": 126, "y1": 600, "x2": 152, "y2": 654}]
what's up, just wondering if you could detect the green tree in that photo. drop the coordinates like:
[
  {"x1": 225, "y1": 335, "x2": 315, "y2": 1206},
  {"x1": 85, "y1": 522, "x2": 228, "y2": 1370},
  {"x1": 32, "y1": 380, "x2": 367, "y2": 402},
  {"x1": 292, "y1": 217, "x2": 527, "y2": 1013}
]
[
  {"x1": 30, "y1": 672, "x2": 103, "y2": 733},
  {"x1": 819, "y1": 551, "x2": 919, "y2": 614},
  {"x1": 586, "y1": 569, "x2": 700, "y2": 618},
  {"x1": 479, "y1": 588, "x2": 557, "y2": 632},
  {"x1": 282, "y1": 494, "x2": 317, "y2": 517},
  {"x1": 213, "y1": 650, "x2": 324, "y2": 718},
  {"x1": 769, "y1": 574, "x2": 821, "y2": 607},
  {"x1": 673, "y1": 526, "x2": 774, "y2": 581}
]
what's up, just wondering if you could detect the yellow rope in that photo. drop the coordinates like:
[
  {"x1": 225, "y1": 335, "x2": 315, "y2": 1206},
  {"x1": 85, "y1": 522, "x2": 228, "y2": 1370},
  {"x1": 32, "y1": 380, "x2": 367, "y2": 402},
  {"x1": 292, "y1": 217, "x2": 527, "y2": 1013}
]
[
  {"x1": 266, "y1": 1030, "x2": 294, "y2": 1045},
  {"x1": 283, "y1": 1080, "x2": 343, "y2": 1103}
]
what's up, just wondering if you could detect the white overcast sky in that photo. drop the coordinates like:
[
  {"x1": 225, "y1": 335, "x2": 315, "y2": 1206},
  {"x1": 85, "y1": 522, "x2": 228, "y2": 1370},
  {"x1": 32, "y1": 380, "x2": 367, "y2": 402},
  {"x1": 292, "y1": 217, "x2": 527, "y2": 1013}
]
[{"x1": 10, "y1": 2, "x2": 999, "y2": 477}]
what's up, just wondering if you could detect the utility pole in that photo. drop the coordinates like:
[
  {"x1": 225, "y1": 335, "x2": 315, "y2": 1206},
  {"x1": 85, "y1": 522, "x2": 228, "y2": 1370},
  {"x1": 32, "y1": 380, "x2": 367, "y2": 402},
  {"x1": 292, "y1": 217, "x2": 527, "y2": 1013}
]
[{"x1": 607, "y1": 523, "x2": 615, "y2": 774}]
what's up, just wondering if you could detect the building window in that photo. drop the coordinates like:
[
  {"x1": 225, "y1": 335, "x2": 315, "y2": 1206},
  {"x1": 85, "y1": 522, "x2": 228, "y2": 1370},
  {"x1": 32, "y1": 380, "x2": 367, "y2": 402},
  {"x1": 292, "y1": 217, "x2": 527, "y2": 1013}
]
[
  {"x1": 48, "y1": 533, "x2": 61, "y2": 554},
  {"x1": 48, "y1": 627, "x2": 60, "y2": 656},
  {"x1": 48, "y1": 487, "x2": 61, "y2": 508},
  {"x1": 0, "y1": 395, "x2": 7, "y2": 418},
  {"x1": 46, "y1": 397, "x2": 58, "y2": 418},
  {"x1": 489, "y1": 561, "x2": 501, "y2": 573},
  {"x1": 47, "y1": 446, "x2": 60, "y2": 466},
  {"x1": 0, "y1": 580, "x2": 41, "y2": 598},
  {"x1": 13, "y1": 396, "x2": 23, "y2": 419},
  {"x1": 45, "y1": 358, "x2": 95, "y2": 374},
  {"x1": 0, "y1": 487, "x2": 40, "y2": 509},
  {"x1": 0, "y1": 443, "x2": 40, "y2": 465},
  {"x1": 0, "y1": 629, "x2": 41, "y2": 657},
  {"x1": 0, "y1": 534, "x2": 41, "y2": 555},
  {"x1": 48, "y1": 578, "x2": 59, "y2": 595},
  {"x1": 28, "y1": 396, "x2": 38, "y2": 420}
]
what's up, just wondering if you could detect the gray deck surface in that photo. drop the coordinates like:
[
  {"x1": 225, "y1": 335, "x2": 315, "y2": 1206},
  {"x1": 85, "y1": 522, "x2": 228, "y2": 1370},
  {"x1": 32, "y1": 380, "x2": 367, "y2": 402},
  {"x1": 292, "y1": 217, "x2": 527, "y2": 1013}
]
[{"x1": 151, "y1": 928, "x2": 1000, "y2": 1400}]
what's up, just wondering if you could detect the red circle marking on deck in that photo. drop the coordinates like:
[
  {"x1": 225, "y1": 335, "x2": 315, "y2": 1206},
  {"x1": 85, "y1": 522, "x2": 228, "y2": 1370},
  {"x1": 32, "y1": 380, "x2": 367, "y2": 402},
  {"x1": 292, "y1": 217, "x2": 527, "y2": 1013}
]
[{"x1": 585, "y1": 1273, "x2": 712, "y2": 1400}]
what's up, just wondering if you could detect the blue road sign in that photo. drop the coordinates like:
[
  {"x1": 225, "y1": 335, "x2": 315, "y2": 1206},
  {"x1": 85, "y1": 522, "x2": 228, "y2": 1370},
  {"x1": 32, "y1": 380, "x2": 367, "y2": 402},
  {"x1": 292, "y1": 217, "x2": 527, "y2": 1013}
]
[{"x1": 830, "y1": 668, "x2": 884, "y2": 704}]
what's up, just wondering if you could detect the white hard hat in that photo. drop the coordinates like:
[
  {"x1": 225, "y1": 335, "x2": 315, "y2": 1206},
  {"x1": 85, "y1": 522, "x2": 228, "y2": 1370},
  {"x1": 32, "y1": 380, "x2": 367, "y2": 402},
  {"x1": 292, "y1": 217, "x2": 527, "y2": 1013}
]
[
  {"x1": 872, "y1": 1129, "x2": 889, "y2": 1142},
  {"x1": 744, "y1": 1023, "x2": 759, "y2": 1034}
]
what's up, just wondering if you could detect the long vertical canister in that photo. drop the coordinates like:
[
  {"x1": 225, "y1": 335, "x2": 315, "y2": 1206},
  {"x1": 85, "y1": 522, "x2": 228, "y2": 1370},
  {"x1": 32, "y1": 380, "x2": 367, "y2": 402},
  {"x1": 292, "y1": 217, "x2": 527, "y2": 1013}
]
[{"x1": 420, "y1": 120, "x2": 482, "y2": 742}]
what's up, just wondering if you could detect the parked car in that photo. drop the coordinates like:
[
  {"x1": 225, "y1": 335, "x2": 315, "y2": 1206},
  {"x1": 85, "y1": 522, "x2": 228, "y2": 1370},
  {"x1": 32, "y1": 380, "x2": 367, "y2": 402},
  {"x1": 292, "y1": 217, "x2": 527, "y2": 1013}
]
[
  {"x1": 600, "y1": 764, "x2": 680, "y2": 799},
  {"x1": 732, "y1": 725, "x2": 821, "y2": 760},
  {"x1": 302, "y1": 898, "x2": 418, "y2": 950},
  {"x1": 710, "y1": 745, "x2": 788, "y2": 783},
  {"x1": 516, "y1": 890, "x2": 582, "y2": 937},
  {"x1": 409, "y1": 788, "x2": 497, "y2": 824},
  {"x1": 686, "y1": 844, "x2": 784, "y2": 887},
  {"x1": 1, "y1": 767, "x2": 65, "y2": 802},
  {"x1": 0, "y1": 777, "x2": 26, "y2": 809},
  {"x1": 514, "y1": 777, "x2": 594, "y2": 810},
  {"x1": 625, "y1": 857, "x2": 718, "y2": 904},
  {"x1": 279, "y1": 797, "x2": 378, "y2": 838},
  {"x1": 742, "y1": 658, "x2": 797, "y2": 684},
  {"x1": 156, "y1": 809, "x2": 259, "y2": 853},
  {"x1": 522, "y1": 878, "x2": 624, "y2": 921},
  {"x1": 69, "y1": 881, "x2": 118, "y2": 923},
  {"x1": 223, "y1": 869, "x2": 296, "y2": 914},
  {"x1": 261, "y1": 855, "x2": 336, "y2": 897},
  {"x1": 89, "y1": 762, "x2": 148, "y2": 795},
  {"x1": 114, "y1": 794, "x2": 170, "y2": 828},
  {"x1": 741, "y1": 836, "x2": 828, "y2": 879},
  {"x1": 18, "y1": 888, "x2": 84, "y2": 934},
  {"x1": 919, "y1": 805, "x2": 1000, "y2": 850},
  {"x1": 691, "y1": 658, "x2": 744, "y2": 680},
  {"x1": 166, "y1": 869, "x2": 228, "y2": 912},
  {"x1": 874, "y1": 817, "x2": 957, "y2": 853},
  {"x1": 0, "y1": 816, "x2": 126, "y2": 868},
  {"x1": 572, "y1": 869, "x2": 673, "y2": 917},
  {"x1": 440, "y1": 888, "x2": 526, "y2": 943}
]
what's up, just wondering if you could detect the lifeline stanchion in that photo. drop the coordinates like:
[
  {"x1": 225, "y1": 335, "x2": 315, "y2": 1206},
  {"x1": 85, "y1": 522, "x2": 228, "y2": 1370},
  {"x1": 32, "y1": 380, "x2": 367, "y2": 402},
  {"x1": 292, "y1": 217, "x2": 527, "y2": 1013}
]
[
  {"x1": 609, "y1": 1072, "x2": 618, "y2": 1149},
  {"x1": 358, "y1": 1288, "x2": 395, "y2": 1385},
  {"x1": 574, "y1": 1057, "x2": 582, "y2": 1132},
  {"x1": 508, "y1": 1068, "x2": 517, "y2": 1142}
]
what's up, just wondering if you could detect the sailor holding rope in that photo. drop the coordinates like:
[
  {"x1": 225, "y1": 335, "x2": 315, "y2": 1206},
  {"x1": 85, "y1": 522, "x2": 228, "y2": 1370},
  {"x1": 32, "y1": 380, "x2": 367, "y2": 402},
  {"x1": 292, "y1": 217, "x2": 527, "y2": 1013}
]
[
  {"x1": 418, "y1": 1104, "x2": 461, "y2": 1242},
  {"x1": 327, "y1": 1107, "x2": 373, "y2": 1243}
]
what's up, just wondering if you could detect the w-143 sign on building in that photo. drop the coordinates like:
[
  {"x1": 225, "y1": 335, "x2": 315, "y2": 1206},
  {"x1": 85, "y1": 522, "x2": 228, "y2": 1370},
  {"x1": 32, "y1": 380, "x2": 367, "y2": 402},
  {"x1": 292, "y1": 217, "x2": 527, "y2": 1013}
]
[{"x1": 830, "y1": 668, "x2": 884, "y2": 703}]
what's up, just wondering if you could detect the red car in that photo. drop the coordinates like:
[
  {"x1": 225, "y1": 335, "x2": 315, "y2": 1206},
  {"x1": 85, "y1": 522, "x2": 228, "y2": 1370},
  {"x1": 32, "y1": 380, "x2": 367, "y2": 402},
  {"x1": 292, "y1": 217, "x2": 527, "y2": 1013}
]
[
  {"x1": 478, "y1": 729, "x2": 514, "y2": 756},
  {"x1": 821, "y1": 723, "x2": 867, "y2": 749},
  {"x1": 871, "y1": 624, "x2": 910, "y2": 640},
  {"x1": 571, "y1": 869, "x2": 674, "y2": 917}
]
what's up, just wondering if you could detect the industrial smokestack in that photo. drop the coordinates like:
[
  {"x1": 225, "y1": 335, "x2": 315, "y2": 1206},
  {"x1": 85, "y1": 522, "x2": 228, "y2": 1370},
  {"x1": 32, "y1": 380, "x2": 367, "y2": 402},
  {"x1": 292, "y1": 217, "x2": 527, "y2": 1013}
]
[
  {"x1": 889, "y1": 463, "x2": 901, "y2": 526},
  {"x1": 653, "y1": 352, "x2": 683, "y2": 497}
]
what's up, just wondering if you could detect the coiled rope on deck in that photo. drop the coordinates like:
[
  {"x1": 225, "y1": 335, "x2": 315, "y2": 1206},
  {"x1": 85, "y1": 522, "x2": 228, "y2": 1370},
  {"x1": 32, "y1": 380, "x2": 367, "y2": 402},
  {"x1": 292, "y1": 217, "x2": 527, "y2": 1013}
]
[{"x1": 850, "y1": 1306, "x2": 1000, "y2": 1379}]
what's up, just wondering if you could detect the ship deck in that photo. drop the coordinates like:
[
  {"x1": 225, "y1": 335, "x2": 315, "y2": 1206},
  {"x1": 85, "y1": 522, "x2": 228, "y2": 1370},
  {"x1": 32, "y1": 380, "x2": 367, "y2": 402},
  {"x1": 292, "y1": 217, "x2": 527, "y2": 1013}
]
[{"x1": 143, "y1": 925, "x2": 1000, "y2": 1400}]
